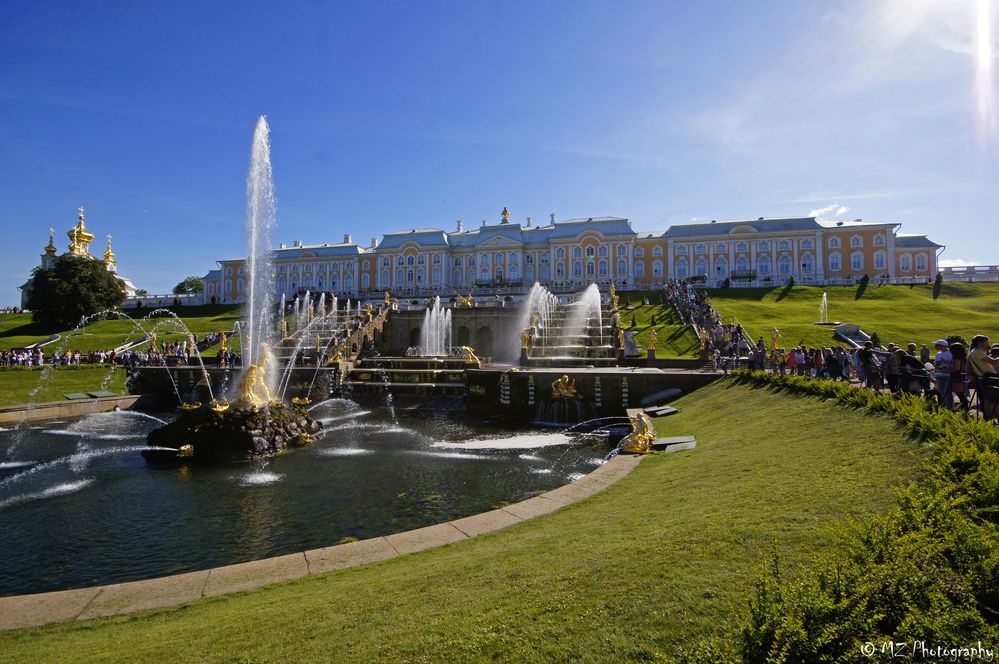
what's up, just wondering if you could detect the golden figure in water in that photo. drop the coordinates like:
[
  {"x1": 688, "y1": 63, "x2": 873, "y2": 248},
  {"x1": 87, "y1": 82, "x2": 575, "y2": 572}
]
[
  {"x1": 456, "y1": 345, "x2": 480, "y2": 366},
  {"x1": 620, "y1": 412, "x2": 656, "y2": 454},
  {"x1": 550, "y1": 374, "x2": 580, "y2": 399}
]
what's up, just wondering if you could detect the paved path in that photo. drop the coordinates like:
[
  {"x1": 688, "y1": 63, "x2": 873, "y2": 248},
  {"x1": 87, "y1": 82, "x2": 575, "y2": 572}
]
[{"x1": 0, "y1": 453, "x2": 644, "y2": 631}]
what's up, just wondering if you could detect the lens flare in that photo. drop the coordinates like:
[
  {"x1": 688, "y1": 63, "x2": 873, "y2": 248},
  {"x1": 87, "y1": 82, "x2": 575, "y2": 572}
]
[{"x1": 975, "y1": 0, "x2": 998, "y2": 150}]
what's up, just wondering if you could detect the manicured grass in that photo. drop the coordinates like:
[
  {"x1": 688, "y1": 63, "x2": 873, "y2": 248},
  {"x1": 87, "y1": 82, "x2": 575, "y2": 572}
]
[
  {"x1": 617, "y1": 291, "x2": 702, "y2": 357},
  {"x1": 0, "y1": 366, "x2": 127, "y2": 407},
  {"x1": 0, "y1": 306, "x2": 242, "y2": 355},
  {"x1": 705, "y1": 282, "x2": 999, "y2": 348},
  {"x1": 0, "y1": 380, "x2": 918, "y2": 662}
]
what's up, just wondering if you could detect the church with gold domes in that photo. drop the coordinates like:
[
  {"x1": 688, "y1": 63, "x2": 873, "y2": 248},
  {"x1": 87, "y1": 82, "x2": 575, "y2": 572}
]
[{"x1": 19, "y1": 206, "x2": 138, "y2": 308}]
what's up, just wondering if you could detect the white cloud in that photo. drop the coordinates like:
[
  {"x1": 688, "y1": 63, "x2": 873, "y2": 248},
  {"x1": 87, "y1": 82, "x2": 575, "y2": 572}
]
[
  {"x1": 939, "y1": 258, "x2": 981, "y2": 268},
  {"x1": 809, "y1": 202, "x2": 851, "y2": 218}
]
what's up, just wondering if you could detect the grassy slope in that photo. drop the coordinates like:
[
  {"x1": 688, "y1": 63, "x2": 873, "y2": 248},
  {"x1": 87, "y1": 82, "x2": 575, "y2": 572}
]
[
  {"x1": 0, "y1": 367, "x2": 127, "y2": 407},
  {"x1": 0, "y1": 381, "x2": 917, "y2": 662},
  {"x1": 706, "y1": 282, "x2": 999, "y2": 349},
  {"x1": 617, "y1": 291, "x2": 702, "y2": 357},
  {"x1": 0, "y1": 306, "x2": 241, "y2": 355}
]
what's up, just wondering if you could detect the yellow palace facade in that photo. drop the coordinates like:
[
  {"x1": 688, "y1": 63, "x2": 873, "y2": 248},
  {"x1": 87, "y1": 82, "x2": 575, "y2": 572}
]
[{"x1": 204, "y1": 210, "x2": 943, "y2": 303}]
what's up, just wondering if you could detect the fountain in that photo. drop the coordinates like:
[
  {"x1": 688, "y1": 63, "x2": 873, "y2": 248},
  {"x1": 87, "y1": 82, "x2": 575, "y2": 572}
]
[
  {"x1": 420, "y1": 296, "x2": 452, "y2": 356},
  {"x1": 144, "y1": 117, "x2": 322, "y2": 463},
  {"x1": 815, "y1": 291, "x2": 838, "y2": 325},
  {"x1": 520, "y1": 283, "x2": 616, "y2": 367}
]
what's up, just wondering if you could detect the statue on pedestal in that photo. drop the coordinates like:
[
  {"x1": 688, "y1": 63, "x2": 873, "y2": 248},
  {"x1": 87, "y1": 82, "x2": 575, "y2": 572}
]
[{"x1": 620, "y1": 412, "x2": 656, "y2": 454}]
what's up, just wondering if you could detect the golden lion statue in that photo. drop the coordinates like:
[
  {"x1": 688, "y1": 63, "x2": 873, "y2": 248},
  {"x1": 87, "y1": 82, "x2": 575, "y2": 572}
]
[{"x1": 456, "y1": 346, "x2": 481, "y2": 366}]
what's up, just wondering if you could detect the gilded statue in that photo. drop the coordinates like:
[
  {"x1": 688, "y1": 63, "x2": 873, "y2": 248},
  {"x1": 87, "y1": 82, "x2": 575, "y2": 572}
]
[
  {"x1": 520, "y1": 329, "x2": 532, "y2": 349},
  {"x1": 384, "y1": 291, "x2": 391, "y2": 305},
  {"x1": 219, "y1": 331, "x2": 228, "y2": 351},
  {"x1": 646, "y1": 328, "x2": 658, "y2": 351},
  {"x1": 456, "y1": 293, "x2": 475, "y2": 308},
  {"x1": 617, "y1": 328, "x2": 624, "y2": 349},
  {"x1": 771, "y1": 328, "x2": 782, "y2": 350},
  {"x1": 550, "y1": 374, "x2": 580, "y2": 399},
  {"x1": 620, "y1": 412, "x2": 656, "y2": 454},
  {"x1": 236, "y1": 348, "x2": 273, "y2": 406},
  {"x1": 456, "y1": 345, "x2": 481, "y2": 366}
]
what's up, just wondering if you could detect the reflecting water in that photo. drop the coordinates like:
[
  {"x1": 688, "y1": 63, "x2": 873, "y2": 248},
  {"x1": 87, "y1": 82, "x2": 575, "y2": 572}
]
[{"x1": 0, "y1": 403, "x2": 607, "y2": 596}]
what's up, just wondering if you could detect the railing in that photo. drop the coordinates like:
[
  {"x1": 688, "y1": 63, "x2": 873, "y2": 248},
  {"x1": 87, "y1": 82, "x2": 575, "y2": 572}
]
[{"x1": 327, "y1": 306, "x2": 390, "y2": 363}]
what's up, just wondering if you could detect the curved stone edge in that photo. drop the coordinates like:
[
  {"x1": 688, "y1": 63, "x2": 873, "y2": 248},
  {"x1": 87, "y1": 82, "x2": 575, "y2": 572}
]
[{"x1": 0, "y1": 454, "x2": 644, "y2": 632}]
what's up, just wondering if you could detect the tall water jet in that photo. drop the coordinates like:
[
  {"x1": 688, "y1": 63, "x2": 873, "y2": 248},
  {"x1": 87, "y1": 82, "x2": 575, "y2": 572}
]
[
  {"x1": 819, "y1": 291, "x2": 828, "y2": 324},
  {"x1": 244, "y1": 116, "x2": 277, "y2": 383},
  {"x1": 421, "y1": 296, "x2": 452, "y2": 356},
  {"x1": 510, "y1": 282, "x2": 558, "y2": 364}
]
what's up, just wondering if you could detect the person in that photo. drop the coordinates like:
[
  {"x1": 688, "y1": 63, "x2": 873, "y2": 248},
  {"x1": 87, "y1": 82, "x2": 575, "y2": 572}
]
[
  {"x1": 949, "y1": 342, "x2": 970, "y2": 411},
  {"x1": 932, "y1": 339, "x2": 954, "y2": 409},
  {"x1": 969, "y1": 335, "x2": 999, "y2": 421},
  {"x1": 858, "y1": 341, "x2": 882, "y2": 391}
]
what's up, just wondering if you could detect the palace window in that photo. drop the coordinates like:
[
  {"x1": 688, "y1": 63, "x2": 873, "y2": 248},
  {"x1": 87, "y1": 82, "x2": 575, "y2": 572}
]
[
  {"x1": 735, "y1": 242, "x2": 748, "y2": 253},
  {"x1": 586, "y1": 262, "x2": 594, "y2": 276},
  {"x1": 396, "y1": 256, "x2": 404, "y2": 266},
  {"x1": 617, "y1": 245, "x2": 627, "y2": 256},
  {"x1": 454, "y1": 257, "x2": 462, "y2": 267},
  {"x1": 467, "y1": 257, "x2": 475, "y2": 267},
  {"x1": 617, "y1": 261, "x2": 626, "y2": 275},
  {"x1": 433, "y1": 254, "x2": 441, "y2": 264},
  {"x1": 900, "y1": 254, "x2": 912, "y2": 271},
  {"x1": 526, "y1": 254, "x2": 534, "y2": 264},
  {"x1": 829, "y1": 252, "x2": 841, "y2": 271},
  {"x1": 652, "y1": 246, "x2": 663, "y2": 256},
  {"x1": 828, "y1": 237, "x2": 841, "y2": 249},
  {"x1": 361, "y1": 273, "x2": 370, "y2": 289},
  {"x1": 695, "y1": 258, "x2": 708, "y2": 275},
  {"x1": 586, "y1": 246, "x2": 595, "y2": 257},
  {"x1": 695, "y1": 244, "x2": 707, "y2": 254},
  {"x1": 874, "y1": 251, "x2": 886, "y2": 270},
  {"x1": 778, "y1": 240, "x2": 791, "y2": 251},
  {"x1": 874, "y1": 235, "x2": 885, "y2": 246},
  {"x1": 573, "y1": 247, "x2": 582, "y2": 258},
  {"x1": 715, "y1": 243, "x2": 726, "y2": 253},
  {"x1": 407, "y1": 269, "x2": 414, "y2": 283},
  {"x1": 556, "y1": 247, "x2": 565, "y2": 259},
  {"x1": 598, "y1": 245, "x2": 608, "y2": 257},
  {"x1": 634, "y1": 247, "x2": 645, "y2": 257},
  {"x1": 757, "y1": 241, "x2": 769, "y2": 252},
  {"x1": 778, "y1": 254, "x2": 792, "y2": 274},
  {"x1": 735, "y1": 256, "x2": 750, "y2": 273},
  {"x1": 801, "y1": 253, "x2": 815, "y2": 273},
  {"x1": 417, "y1": 255, "x2": 425, "y2": 265},
  {"x1": 381, "y1": 269, "x2": 390, "y2": 285},
  {"x1": 758, "y1": 255, "x2": 771, "y2": 274},
  {"x1": 676, "y1": 257, "x2": 689, "y2": 278},
  {"x1": 851, "y1": 235, "x2": 863, "y2": 248},
  {"x1": 851, "y1": 252, "x2": 864, "y2": 270},
  {"x1": 573, "y1": 261, "x2": 582, "y2": 277},
  {"x1": 916, "y1": 253, "x2": 927, "y2": 271},
  {"x1": 634, "y1": 261, "x2": 645, "y2": 277},
  {"x1": 801, "y1": 239, "x2": 813, "y2": 250},
  {"x1": 715, "y1": 257, "x2": 727, "y2": 275},
  {"x1": 675, "y1": 245, "x2": 688, "y2": 256},
  {"x1": 598, "y1": 260, "x2": 608, "y2": 276},
  {"x1": 652, "y1": 260, "x2": 663, "y2": 277}
]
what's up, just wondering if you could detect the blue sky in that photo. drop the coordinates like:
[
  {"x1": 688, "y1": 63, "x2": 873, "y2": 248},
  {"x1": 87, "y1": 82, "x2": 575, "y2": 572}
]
[{"x1": 2, "y1": 0, "x2": 996, "y2": 305}]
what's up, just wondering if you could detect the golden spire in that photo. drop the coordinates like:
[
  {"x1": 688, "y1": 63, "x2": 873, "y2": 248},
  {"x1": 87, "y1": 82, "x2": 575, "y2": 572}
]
[
  {"x1": 44, "y1": 227, "x2": 56, "y2": 255},
  {"x1": 501, "y1": 206, "x2": 510, "y2": 223},
  {"x1": 67, "y1": 205, "x2": 95, "y2": 255},
  {"x1": 103, "y1": 233, "x2": 116, "y2": 267}
]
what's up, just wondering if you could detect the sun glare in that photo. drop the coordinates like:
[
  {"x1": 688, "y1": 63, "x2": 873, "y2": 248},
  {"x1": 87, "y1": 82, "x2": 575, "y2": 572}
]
[{"x1": 975, "y1": 0, "x2": 998, "y2": 150}]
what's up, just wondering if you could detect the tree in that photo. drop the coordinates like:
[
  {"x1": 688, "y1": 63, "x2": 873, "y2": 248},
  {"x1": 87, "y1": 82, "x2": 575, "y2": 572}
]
[
  {"x1": 173, "y1": 276, "x2": 204, "y2": 295},
  {"x1": 26, "y1": 254, "x2": 126, "y2": 329}
]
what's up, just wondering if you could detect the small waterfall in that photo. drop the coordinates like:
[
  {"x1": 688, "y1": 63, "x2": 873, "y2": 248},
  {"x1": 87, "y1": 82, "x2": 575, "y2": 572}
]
[{"x1": 511, "y1": 282, "x2": 558, "y2": 363}]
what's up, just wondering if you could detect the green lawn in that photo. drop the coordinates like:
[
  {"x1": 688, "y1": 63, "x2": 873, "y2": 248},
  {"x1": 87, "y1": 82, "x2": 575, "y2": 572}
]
[
  {"x1": 0, "y1": 305, "x2": 242, "y2": 355},
  {"x1": 0, "y1": 380, "x2": 918, "y2": 662},
  {"x1": 617, "y1": 291, "x2": 702, "y2": 357},
  {"x1": 705, "y1": 282, "x2": 999, "y2": 349},
  {"x1": 0, "y1": 366, "x2": 127, "y2": 407}
]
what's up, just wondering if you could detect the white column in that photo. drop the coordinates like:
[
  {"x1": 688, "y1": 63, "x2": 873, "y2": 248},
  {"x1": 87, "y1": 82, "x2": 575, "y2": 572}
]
[
  {"x1": 815, "y1": 231, "x2": 825, "y2": 280},
  {"x1": 666, "y1": 240, "x2": 674, "y2": 279},
  {"x1": 792, "y1": 238, "x2": 799, "y2": 276}
]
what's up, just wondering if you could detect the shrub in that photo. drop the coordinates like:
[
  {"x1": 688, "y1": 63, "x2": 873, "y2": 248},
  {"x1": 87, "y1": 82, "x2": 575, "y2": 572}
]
[{"x1": 677, "y1": 371, "x2": 999, "y2": 660}]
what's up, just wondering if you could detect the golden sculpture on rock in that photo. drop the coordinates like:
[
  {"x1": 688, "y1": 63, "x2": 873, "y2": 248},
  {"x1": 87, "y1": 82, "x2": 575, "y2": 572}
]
[
  {"x1": 550, "y1": 374, "x2": 580, "y2": 399},
  {"x1": 236, "y1": 347, "x2": 273, "y2": 406},
  {"x1": 620, "y1": 412, "x2": 657, "y2": 454}
]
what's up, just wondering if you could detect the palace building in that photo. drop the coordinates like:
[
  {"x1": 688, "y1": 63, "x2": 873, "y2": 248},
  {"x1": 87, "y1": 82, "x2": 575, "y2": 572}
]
[
  {"x1": 19, "y1": 207, "x2": 138, "y2": 308},
  {"x1": 203, "y1": 208, "x2": 943, "y2": 303}
]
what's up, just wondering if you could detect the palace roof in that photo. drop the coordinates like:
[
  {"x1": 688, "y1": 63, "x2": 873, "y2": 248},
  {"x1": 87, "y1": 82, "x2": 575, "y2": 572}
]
[{"x1": 894, "y1": 234, "x2": 943, "y2": 248}]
